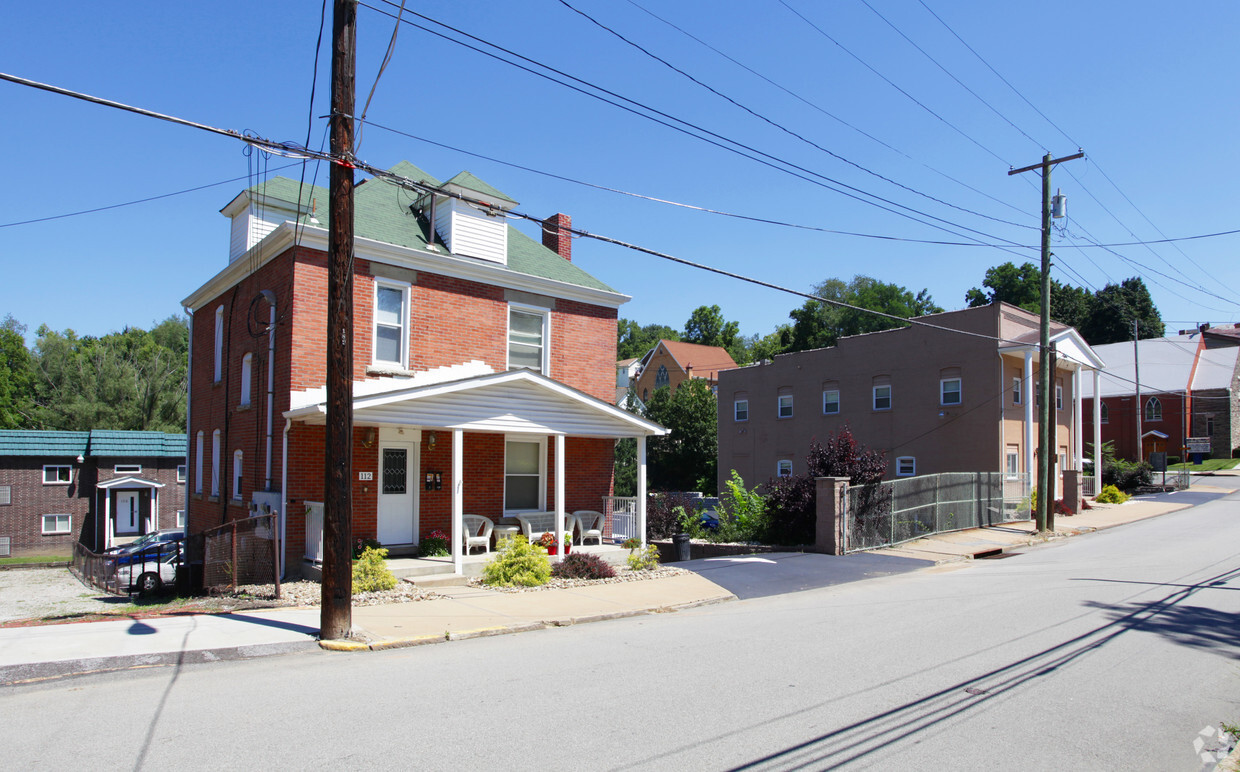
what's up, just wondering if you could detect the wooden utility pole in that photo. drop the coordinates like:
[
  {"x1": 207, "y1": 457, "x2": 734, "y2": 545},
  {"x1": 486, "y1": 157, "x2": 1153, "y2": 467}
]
[
  {"x1": 321, "y1": 0, "x2": 357, "y2": 642},
  {"x1": 1009, "y1": 151, "x2": 1083, "y2": 533},
  {"x1": 1133, "y1": 318, "x2": 1142, "y2": 463}
]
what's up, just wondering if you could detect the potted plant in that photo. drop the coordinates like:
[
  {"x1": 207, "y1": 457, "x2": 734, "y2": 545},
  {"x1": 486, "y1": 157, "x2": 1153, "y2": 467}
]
[{"x1": 672, "y1": 505, "x2": 694, "y2": 562}]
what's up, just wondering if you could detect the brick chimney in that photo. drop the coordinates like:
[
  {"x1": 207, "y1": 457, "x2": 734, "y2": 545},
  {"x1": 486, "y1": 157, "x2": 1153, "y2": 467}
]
[{"x1": 542, "y1": 213, "x2": 572, "y2": 262}]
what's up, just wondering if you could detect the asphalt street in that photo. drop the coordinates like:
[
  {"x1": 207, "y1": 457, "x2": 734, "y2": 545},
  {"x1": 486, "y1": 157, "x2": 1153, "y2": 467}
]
[
  {"x1": 2, "y1": 486, "x2": 1237, "y2": 771},
  {"x1": 682, "y1": 551, "x2": 929, "y2": 600}
]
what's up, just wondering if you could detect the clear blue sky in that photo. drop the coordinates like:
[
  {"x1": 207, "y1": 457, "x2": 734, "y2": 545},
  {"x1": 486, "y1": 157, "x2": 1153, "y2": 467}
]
[{"x1": 2, "y1": 1, "x2": 1237, "y2": 346}]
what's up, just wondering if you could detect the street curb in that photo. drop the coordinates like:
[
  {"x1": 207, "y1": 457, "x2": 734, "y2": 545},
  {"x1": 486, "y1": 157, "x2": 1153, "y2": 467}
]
[
  {"x1": 0, "y1": 640, "x2": 318, "y2": 686},
  {"x1": 318, "y1": 639, "x2": 369, "y2": 652}
]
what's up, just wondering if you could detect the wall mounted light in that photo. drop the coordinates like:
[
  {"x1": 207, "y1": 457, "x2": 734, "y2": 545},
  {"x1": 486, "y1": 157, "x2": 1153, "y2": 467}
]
[
  {"x1": 362, "y1": 427, "x2": 377, "y2": 448},
  {"x1": 427, "y1": 431, "x2": 438, "y2": 451}
]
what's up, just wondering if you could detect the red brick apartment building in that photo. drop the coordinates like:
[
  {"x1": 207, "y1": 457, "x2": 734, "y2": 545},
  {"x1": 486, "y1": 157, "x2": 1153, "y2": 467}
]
[{"x1": 181, "y1": 162, "x2": 664, "y2": 577}]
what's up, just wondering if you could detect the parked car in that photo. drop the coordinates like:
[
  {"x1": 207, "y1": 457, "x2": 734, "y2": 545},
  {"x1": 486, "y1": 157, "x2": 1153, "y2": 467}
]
[
  {"x1": 106, "y1": 528, "x2": 184, "y2": 556},
  {"x1": 114, "y1": 540, "x2": 182, "y2": 594}
]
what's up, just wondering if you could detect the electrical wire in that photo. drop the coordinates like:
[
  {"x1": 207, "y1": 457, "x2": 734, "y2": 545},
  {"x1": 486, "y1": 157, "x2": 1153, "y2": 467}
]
[{"x1": 356, "y1": 0, "x2": 406, "y2": 153}]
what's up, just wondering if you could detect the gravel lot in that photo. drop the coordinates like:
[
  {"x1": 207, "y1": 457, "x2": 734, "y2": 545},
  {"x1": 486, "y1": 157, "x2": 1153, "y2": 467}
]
[{"x1": 0, "y1": 568, "x2": 129, "y2": 623}]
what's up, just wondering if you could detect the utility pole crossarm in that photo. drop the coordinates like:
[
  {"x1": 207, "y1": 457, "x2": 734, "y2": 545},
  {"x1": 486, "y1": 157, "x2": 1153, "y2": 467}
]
[{"x1": 1008, "y1": 151, "x2": 1085, "y2": 176}]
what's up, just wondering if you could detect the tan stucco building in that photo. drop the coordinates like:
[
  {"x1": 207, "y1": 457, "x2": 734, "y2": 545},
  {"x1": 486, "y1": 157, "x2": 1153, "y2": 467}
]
[{"x1": 717, "y1": 303, "x2": 1105, "y2": 492}]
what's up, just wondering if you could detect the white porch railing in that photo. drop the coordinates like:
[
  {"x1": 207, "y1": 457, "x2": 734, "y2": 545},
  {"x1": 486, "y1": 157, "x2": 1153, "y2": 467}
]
[
  {"x1": 304, "y1": 501, "x2": 323, "y2": 563},
  {"x1": 602, "y1": 496, "x2": 638, "y2": 542}
]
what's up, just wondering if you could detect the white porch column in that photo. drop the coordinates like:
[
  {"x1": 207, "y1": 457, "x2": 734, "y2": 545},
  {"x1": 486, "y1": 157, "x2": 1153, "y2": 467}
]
[
  {"x1": 1093, "y1": 369, "x2": 1102, "y2": 488},
  {"x1": 105, "y1": 493, "x2": 113, "y2": 550},
  {"x1": 554, "y1": 434, "x2": 565, "y2": 561},
  {"x1": 1073, "y1": 368, "x2": 1084, "y2": 469},
  {"x1": 1023, "y1": 350, "x2": 1035, "y2": 481},
  {"x1": 150, "y1": 488, "x2": 158, "y2": 533},
  {"x1": 451, "y1": 429, "x2": 463, "y2": 575},
  {"x1": 637, "y1": 435, "x2": 648, "y2": 547}
]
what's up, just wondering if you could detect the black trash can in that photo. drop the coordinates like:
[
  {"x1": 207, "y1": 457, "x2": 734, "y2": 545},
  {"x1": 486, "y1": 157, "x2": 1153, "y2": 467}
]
[{"x1": 672, "y1": 533, "x2": 692, "y2": 562}]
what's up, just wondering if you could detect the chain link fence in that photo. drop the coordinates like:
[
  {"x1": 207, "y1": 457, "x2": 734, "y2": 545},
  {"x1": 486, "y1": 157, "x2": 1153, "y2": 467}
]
[{"x1": 202, "y1": 514, "x2": 280, "y2": 597}]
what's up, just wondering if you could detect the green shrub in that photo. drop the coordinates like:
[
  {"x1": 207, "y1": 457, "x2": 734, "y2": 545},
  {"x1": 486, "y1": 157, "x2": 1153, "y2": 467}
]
[
  {"x1": 715, "y1": 470, "x2": 769, "y2": 543},
  {"x1": 353, "y1": 537, "x2": 382, "y2": 559},
  {"x1": 417, "y1": 529, "x2": 450, "y2": 557},
  {"x1": 481, "y1": 535, "x2": 551, "y2": 587},
  {"x1": 627, "y1": 544, "x2": 661, "y2": 571},
  {"x1": 1095, "y1": 484, "x2": 1130, "y2": 504},
  {"x1": 352, "y1": 546, "x2": 397, "y2": 593},
  {"x1": 552, "y1": 552, "x2": 617, "y2": 580}
]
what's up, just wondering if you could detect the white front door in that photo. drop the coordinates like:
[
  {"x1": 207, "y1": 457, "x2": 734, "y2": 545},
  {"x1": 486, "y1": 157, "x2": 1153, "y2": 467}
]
[
  {"x1": 116, "y1": 491, "x2": 139, "y2": 534},
  {"x1": 377, "y1": 441, "x2": 416, "y2": 545}
]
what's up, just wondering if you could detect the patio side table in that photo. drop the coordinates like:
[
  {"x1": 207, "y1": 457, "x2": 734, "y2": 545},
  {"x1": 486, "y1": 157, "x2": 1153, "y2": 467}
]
[{"x1": 492, "y1": 524, "x2": 520, "y2": 548}]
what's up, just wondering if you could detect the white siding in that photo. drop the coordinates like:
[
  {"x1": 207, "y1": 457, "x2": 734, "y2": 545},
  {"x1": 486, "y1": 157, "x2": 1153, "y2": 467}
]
[
  {"x1": 436, "y1": 198, "x2": 507, "y2": 264},
  {"x1": 229, "y1": 202, "x2": 302, "y2": 263}
]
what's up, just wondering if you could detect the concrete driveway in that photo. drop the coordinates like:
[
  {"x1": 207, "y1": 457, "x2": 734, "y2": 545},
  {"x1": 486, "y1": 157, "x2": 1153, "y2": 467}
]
[{"x1": 678, "y1": 551, "x2": 929, "y2": 600}]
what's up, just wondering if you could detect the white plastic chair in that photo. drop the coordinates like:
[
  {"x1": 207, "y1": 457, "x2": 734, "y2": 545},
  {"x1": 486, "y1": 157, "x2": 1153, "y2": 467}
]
[
  {"x1": 572, "y1": 510, "x2": 605, "y2": 546},
  {"x1": 462, "y1": 515, "x2": 494, "y2": 555}
]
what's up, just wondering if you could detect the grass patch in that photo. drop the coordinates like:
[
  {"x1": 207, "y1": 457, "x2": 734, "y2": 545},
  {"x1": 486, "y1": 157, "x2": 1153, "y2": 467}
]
[
  {"x1": 0, "y1": 555, "x2": 70, "y2": 566},
  {"x1": 1168, "y1": 458, "x2": 1240, "y2": 472}
]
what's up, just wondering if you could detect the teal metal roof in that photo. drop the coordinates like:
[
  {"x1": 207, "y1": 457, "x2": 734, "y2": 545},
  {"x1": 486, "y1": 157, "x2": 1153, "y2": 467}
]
[{"x1": 0, "y1": 431, "x2": 185, "y2": 458}]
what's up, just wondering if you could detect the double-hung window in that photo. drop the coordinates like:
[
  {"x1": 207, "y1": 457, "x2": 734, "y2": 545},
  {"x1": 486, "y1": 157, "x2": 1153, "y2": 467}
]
[
  {"x1": 873, "y1": 385, "x2": 892, "y2": 411},
  {"x1": 214, "y1": 306, "x2": 224, "y2": 383},
  {"x1": 940, "y1": 378, "x2": 962, "y2": 406},
  {"x1": 195, "y1": 431, "x2": 204, "y2": 494},
  {"x1": 777, "y1": 394, "x2": 793, "y2": 418},
  {"x1": 232, "y1": 450, "x2": 243, "y2": 501},
  {"x1": 1055, "y1": 385, "x2": 1064, "y2": 411},
  {"x1": 374, "y1": 283, "x2": 409, "y2": 368},
  {"x1": 240, "y1": 353, "x2": 253, "y2": 407},
  {"x1": 1005, "y1": 445, "x2": 1019, "y2": 478},
  {"x1": 508, "y1": 306, "x2": 549, "y2": 374},
  {"x1": 211, "y1": 430, "x2": 221, "y2": 498},
  {"x1": 734, "y1": 399, "x2": 748, "y2": 421},
  {"x1": 822, "y1": 389, "x2": 840, "y2": 415},
  {"x1": 776, "y1": 459, "x2": 793, "y2": 478},
  {"x1": 504, "y1": 437, "x2": 546, "y2": 512},
  {"x1": 1012, "y1": 376, "x2": 1022, "y2": 406}
]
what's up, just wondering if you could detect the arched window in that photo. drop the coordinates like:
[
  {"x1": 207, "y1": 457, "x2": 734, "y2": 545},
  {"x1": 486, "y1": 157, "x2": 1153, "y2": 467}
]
[
  {"x1": 654, "y1": 365, "x2": 669, "y2": 390},
  {"x1": 232, "y1": 450, "x2": 243, "y2": 501},
  {"x1": 1100, "y1": 402, "x2": 1109, "y2": 424},
  {"x1": 1145, "y1": 397, "x2": 1162, "y2": 421}
]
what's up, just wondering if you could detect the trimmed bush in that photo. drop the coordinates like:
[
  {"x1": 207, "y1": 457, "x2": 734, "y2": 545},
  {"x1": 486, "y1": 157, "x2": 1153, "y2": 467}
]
[
  {"x1": 627, "y1": 544, "x2": 661, "y2": 571},
  {"x1": 1095, "y1": 484, "x2": 1130, "y2": 504},
  {"x1": 352, "y1": 546, "x2": 397, "y2": 593},
  {"x1": 481, "y1": 535, "x2": 551, "y2": 587},
  {"x1": 552, "y1": 552, "x2": 617, "y2": 580}
]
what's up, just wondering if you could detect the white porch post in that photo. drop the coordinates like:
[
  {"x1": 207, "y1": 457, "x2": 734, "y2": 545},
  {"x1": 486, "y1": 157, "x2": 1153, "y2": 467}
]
[
  {"x1": 637, "y1": 435, "x2": 648, "y2": 547},
  {"x1": 1073, "y1": 368, "x2": 1083, "y2": 469},
  {"x1": 1093, "y1": 369, "x2": 1102, "y2": 490},
  {"x1": 1023, "y1": 350, "x2": 1035, "y2": 481},
  {"x1": 554, "y1": 434, "x2": 565, "y2": 560},
  {"x1": 105, "y1": 493, "x2": 113, "y2": 550},
  {"x1": 451, "y1": 429, "x2": 463, "y2": 575},
  {"x1": 150, "y1": 488, "x2": 158, "y2": 533}
]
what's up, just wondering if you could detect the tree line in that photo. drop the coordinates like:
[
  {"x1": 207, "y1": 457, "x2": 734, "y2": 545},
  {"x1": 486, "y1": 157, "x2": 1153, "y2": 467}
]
[{"x1": 0, "y1": 315, "x2": 188, "y2": 432}]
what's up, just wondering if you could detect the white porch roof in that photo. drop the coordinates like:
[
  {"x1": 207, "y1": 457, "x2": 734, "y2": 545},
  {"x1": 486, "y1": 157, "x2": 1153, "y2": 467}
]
[
  {"x1": 284, "y1": 368, "x2": 668, "y2": 438},
  {"x1": 998, "y1": 327, "x2": 1105, "y2": 371},
  {"x1": 96, "y1": 475, "x2": 165, "y2": 490}
]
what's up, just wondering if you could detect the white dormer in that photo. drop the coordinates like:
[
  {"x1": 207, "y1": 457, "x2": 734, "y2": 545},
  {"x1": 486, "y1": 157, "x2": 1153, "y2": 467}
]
[
  {"x1": 432, "y1": 172, "x2": 518, "y2": 265},
  {"x1": 221, "y1": 190, "x2": 314, "y2": 263}
]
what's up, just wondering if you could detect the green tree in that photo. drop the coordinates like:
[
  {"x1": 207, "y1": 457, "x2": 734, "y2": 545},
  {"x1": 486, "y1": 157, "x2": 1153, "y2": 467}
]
[
  {"x1": 0, "y1": 316, "x2": 35, "y2": 429},
  {"x1": 1081, "y1": 278, "x2": 1164, "y2": 344},
  {"x1": 682, "y1": 304, "x2": 739, "y2": 348},
  {"x1": 617, "y1": 318, "x2": 679, "y2": 360},
  {"x1": 788, "y1": 276, "x2": 942, "y2": 353},
  {"x1": 643, "y1": 378, "x2": 717, "y2": 493}
]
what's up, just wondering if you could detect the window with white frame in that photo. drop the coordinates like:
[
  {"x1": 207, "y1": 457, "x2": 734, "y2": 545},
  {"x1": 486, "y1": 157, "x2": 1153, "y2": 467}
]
[
  {"x1": 896, "y1": 457, "x2": 916, "y2": 476},
  {"x1": 1012, "y1": 376, "x2": 1022, "y2": 405},
  {"x1": 177, "y1": 464, "x2": 187, "y2": 484},
  {"x1": 211, "y1": 430, "x2": 221, "y2": 497},
  {"x1": 504, "y1": 437, "x2": 545, "y2": 512},
  {"x1": 777, "y1": 393, "x2": 793, "y2": 418},
  {"x1": 0, "y1": 485, "x2": 10, "y2": 505},
  {"x1": 1145, "y1": 396, "x2": 1162, "y2": 421},
  {"x1": 1005, "y1": 445, "x2": 1019, "y2": 478},
  {"x1": 508, "y1": 306, "x2": 549, "y2": 374},
  {"x1": 232, "y1": 450, "x2": 243, "y2": 501},
  {"x1": 43, "y1": 465, "x2": 71, "y2": 485},
  {"x1": 1100, "y1": 402, "x2": 1109, "y2": 424},
  {"x1": 374, "y1": 283, "x2": 409, "y2": 367},
  {"x1": 240, "y1": 352, "x2": 253, "y2": 406},
  {"x1": 873, "y1": 384, "x2": 892, "y2": 411},
  {"x1": 42, "y1": 514, "x2": 71, "y2": 535},
  {"x1": 734, "y1": 399, "x2": 748, "y2": 421},
  {"x1": 1055, "y1": 384, "x2": 1064, "y2": 410},
  {"x1": 176, "y1": 509, "x2": 186, "y2": 528},
  {"x1": 822, "y1": 389, "x2": 840, "y2": 415},
  {"x1": 114, "y1": 464, "x2": 141, "y2": 474},
  {"x1": 940, "y1": 378, "x2": 962, "y2": 406},
  {"x1": 195, "y1": 431, "x2": 204, "y2": 494},
  {"x1": 776, "y1": 459, "x2": 793, "y2": 478},
  {"x1": 214, "y1": 306, "x2": 223, "y2": 383}
]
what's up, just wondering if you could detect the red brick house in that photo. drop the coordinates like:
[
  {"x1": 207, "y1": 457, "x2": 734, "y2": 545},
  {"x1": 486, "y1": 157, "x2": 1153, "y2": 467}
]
[
  {"x1": 181, "y1": 162, "x2": 665, "y2": 577},
  {"x1": 0, "y1": 430, "x2": 186, "y2": 557}
]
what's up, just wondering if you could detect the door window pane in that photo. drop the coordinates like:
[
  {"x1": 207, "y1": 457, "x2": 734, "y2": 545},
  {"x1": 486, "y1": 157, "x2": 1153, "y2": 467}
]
[{"x1": 382, "y1": 449, "x2": 407, "y2": 494}]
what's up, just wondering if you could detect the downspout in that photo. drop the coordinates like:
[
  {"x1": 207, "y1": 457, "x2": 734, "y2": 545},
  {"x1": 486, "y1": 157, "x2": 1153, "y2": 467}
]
[
  {"x1": 280, "y1": 417, "x2": 290, "y2": 579},
  {"x1": 183, "y1": 306, "x2": 194, "y2": 531},
  {"x1": 259, "y1": 290, "x2": 277, "y2": 490}
]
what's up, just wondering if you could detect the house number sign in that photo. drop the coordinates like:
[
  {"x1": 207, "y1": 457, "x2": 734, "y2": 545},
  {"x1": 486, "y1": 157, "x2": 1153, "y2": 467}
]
[{"x1": 358, "y1": 472, "x2": 374, "y2": 481}]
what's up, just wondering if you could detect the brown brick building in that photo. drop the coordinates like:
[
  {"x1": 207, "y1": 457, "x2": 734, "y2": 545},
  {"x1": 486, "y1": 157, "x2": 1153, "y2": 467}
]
[
  {"x1": 0, "y1": 430, "x2": 186, "y2": 558},
  {"x1": 182, "y1": 163, "x2": 664, "y2": 577},
  {"x1": 632, "y1": 339, "x2": 738, "y2": 403}
]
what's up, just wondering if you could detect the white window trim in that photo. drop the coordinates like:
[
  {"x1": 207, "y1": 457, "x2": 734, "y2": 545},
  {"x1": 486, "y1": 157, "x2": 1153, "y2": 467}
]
[
  {"x1": 734, "y1": 399, "x2": 748, "y2": 422},
  {"x1": 42, "y1": 514, "x2": 71, "y2": 535},
  {"x1": 896, "y1": 456, "x2": 916, "y2": 477},
  {"x1": 940, "y1": 378, "x2": 962, "y2": 406},
  {"x1": 213, "y1": 306, "x2": 223, "y2": 383},
  {"x1": 1145, "y1": 396, "x2": 1162, "y2": 422},
  {"x1": 506, "y1": 303, "x2": 551, "y2": 375},
  {"x1": 195, "y1": 431, "x2": 204, "y2": 494},
  {"x1": 373, "y1": 281, "x2": 411, "y2": 368},
  {"x1": 1055, "y1": 385, "x2": 1064, "y2": 411},
  {"x1": 232, "y1": 450, "x2": 243, "y2": 501},
  {"x1": 503, "y1": 435, "x2": 547, "y2": 513},
  {"x1": 42, "y1": 465, "x2": 71, "y2": 485},
  {"x1": 1012, "y1": 376, "x2": 1022, "y2": 406},
  {"x1": 211, "y1": 430, "x2": 221, "y2": 498},
  {"x1": 776, "y1": 459, "x2": 793, "y2": 478},
  {"x1": 777, "y1": 394, "x2": 794, "y2": 418},
  {"x1": 176, "y1": 509, "x2": 186, "y2": 528},
  {"x1": 114, "y1": 464, "x2": 142, "y2": 474},
  {"x1": 873, "y1": 385, "x2": 892, "y2": 411},
  {"x1": 822, "y1": 389, "x2": 840, "y2": 415},
  {"x1": 0, "y1": 485, "x2": 10, "y2": 505},
  {"x1": 240, "y1": 352, "x2": 253, "y2": 407},
  {"x1": 177, "y1": 464, "x2": 187, "y2": 484},
  {"x1": 1005, "y1": 446, "x2": 1019, "y2": 479}
]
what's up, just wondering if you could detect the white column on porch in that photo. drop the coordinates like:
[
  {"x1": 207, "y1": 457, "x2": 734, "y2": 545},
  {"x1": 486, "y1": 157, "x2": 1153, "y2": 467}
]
[
  {"x1": 451, "y1": 429, "x2": 463, "y2": 575},
  {"x1": 150, "y1": 488, "x2": 158, "y2": 533},
  {"x1": 637, "y1": 435, "x2": 647, "y2": 547},
  {"x1": 1093, "y1": 369, "x2": 1102, "y2": 488},
  {"x1": 554, "y1": 434, "x2": 565, "y2": 560},
  {"x1": 1073, "y1": 368, "x2": 1084, "y2": 469},
  {"x1": 105, "y1": 493, "x2": 113, "y2": 550},
  {"x1": 1023, "y1": 350, "x2": 1035, "y2": 481}
]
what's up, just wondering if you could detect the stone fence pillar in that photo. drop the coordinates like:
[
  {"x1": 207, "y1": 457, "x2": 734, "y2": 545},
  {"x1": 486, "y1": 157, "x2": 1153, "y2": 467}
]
[
  {"x1": 815, "y1": 476, "x2": 851, "y2": 555},
  {"x1": 1062, "y1": 469, "x2": 1081, "y2": 514}
]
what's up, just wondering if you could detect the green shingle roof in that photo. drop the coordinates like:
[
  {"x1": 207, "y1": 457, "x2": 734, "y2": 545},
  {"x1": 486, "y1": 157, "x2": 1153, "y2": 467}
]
[
  {"x1": 242, "y1": 162, "x2": 616, "y2": 295},
  {"x1": 0, "y1": 431, "x2": 185, "y2": 458}
]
